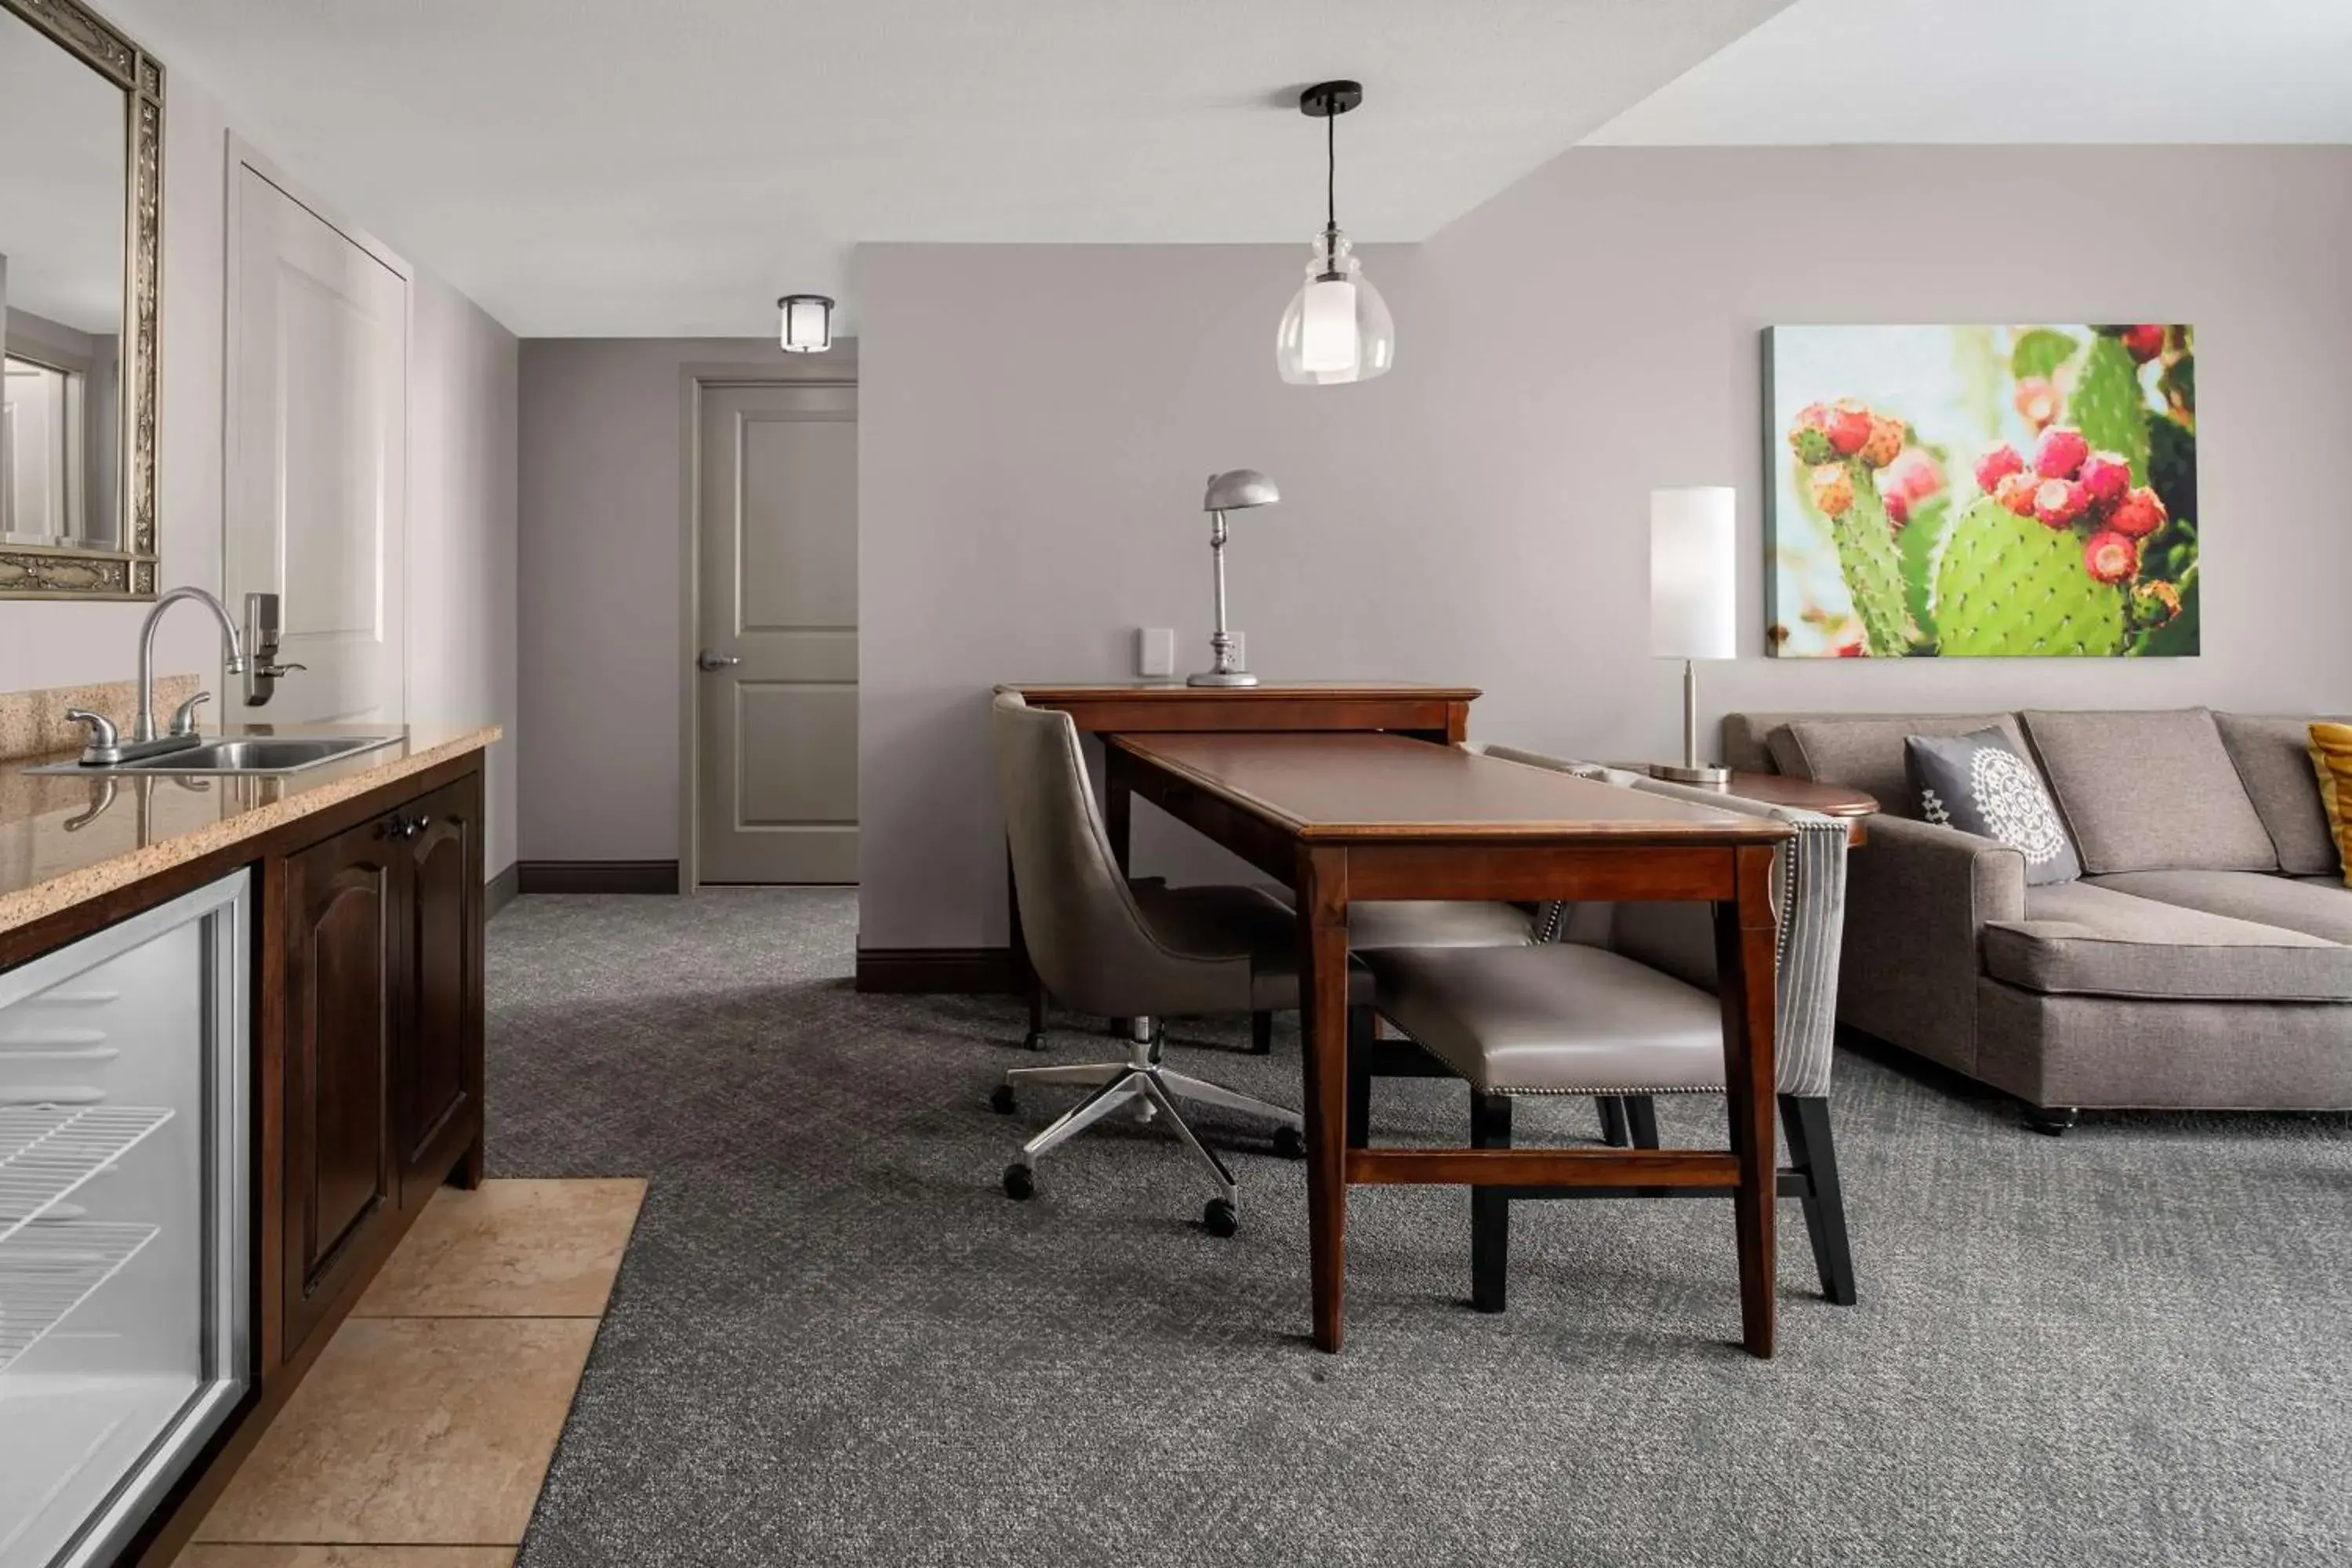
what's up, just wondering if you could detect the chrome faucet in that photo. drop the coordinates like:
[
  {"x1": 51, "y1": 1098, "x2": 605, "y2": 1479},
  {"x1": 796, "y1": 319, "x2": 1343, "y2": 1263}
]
[{"x1": 67, "y1": 587, "x2": 249, "y2": 766}]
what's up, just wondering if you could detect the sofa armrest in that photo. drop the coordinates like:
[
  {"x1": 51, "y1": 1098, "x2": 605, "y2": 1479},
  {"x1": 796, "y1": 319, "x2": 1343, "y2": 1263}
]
[{"x1": 1839, "y1": 815, "x2": 2026, "y2": 1073}]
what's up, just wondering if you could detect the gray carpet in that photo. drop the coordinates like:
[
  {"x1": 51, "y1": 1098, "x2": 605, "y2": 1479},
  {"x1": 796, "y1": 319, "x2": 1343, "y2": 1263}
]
[{"x1": 488, "y1": 889, "x2": 2352, "y2": 1567}]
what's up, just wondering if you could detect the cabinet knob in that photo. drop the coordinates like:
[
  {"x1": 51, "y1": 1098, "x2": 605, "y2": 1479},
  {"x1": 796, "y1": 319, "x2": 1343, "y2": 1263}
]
[{"x1": 382, "y1": 814, "x2": 430, "y2": 841}]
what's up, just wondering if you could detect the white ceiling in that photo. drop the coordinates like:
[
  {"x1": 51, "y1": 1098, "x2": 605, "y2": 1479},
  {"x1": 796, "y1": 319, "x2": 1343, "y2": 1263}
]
[
  {"x1": 1588, "y1": 0, "x2": 2352, "y2": 146},
  {"x1": 98, "y1": 0, "x2": 1789, "y2": 336}
]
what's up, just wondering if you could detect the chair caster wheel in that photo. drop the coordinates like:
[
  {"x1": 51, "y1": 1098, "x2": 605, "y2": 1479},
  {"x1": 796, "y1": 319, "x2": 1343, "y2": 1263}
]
[
  {"x1": 1273, "y1": 1124, "x2": 1307, "y2": 1160},
  {"x1": 1022, "y1": 1031, "x2": 1047, "y2": 1051},
  {"x1": 1002, "y1": 1163, "x2": 1034, "y2": 1200},
  {"x1": 989, "y1": 1084, "x2": 1017, "y2": 1115},
  {"x1": 1202, "y1": 1197, "x2": 1238, "y2": 1237}
]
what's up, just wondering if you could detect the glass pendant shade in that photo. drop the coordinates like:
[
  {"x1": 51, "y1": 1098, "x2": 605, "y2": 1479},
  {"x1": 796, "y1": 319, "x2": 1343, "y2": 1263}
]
[
  {"x1": 778, "y1": 293, "x2": 833, "y2": 353},
  {"x1": 1276, "y1": 233, "x2": 1392, "y2": 385}
]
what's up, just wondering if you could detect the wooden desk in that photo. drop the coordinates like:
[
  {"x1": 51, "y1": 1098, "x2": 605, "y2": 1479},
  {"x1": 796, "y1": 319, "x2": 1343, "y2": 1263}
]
[
  {"x1": 1105, "y1": 730, "x2": 1792, "y2": 1356},
  {"x1": 997, "y1": 683, "x2": 1480, "y2": 1014}
]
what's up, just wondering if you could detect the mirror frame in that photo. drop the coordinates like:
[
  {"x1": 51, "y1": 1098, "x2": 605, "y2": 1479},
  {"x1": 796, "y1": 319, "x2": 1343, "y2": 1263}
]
[{"x1": 0, "y1": 0, "x2": 160, "y2": 600}]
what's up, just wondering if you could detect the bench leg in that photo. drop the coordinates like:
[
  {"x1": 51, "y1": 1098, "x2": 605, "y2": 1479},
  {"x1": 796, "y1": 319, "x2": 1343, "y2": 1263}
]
[
  {"x1": 1780, "y1": 1094, "x2": 1857, "y2": 1306},
  {"x1": 1597, "y1": 1095, "x2": 1631, "y2": 1147},
  {"x1": 1625, "y1": 1094, "x2": 1661, "y2": 1149},
  {"x1": 1470, "y1": 1091, "x2": 1512, "y2": 1313},
  {"x1": 1251, "y1": 1010, "x2": 1275, "y2": 1055},
  {"x1": 1345, "y1": 1006, "x2": 1374, "y2": 1149}
]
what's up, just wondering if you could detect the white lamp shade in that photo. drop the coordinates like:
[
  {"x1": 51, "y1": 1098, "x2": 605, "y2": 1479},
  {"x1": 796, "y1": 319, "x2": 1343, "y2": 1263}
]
[{"x1": 1650, "y1": 487, "x2": 1738, "y2": 660}]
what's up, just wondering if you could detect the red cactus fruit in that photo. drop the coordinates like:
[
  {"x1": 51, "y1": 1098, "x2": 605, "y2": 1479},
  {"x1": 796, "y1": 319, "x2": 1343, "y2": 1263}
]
[
  {"x1": 1809, "y1": 463, "x2": 1855, "y2": 518},
  {"x1": 2078, "y1": 451, "x2": 2132, "y2": 509},
  {"x1": 1884, "y1": 488, "x2": 1911, "y2": 528},
  {"x1": 1892, "y1": 452, "x2": 1944, "y2": 503},
  {"x1": 2132, "y1": 579, "x2": 2183, "y2": 626},
  {"x1": 1974, "y1": 443, "x2": 2024, "y2": 494},
  {"x1": 2107, "y1": 486, "x2": 2168, "y2": 539},
  {"x1": 1994, "y1": 472, "x2": 2040, "y2": 517},
  {"x1": 1859, "y1": 414, "x2": 1907, "y2": 470},
  {"x1": 2033, "y1": 426, "x2": 2090, "y2": 481},
  {"x1": 1824, "y1": 401, "x2": 1874, "y2": 458},
  {"x1": 2034, "y1": 478, "x2": 2088, "y2": 529},
  {"x1": 2014, "y1": 376, "x2": 2060, "y2": 431},
  {"x1": 2121, "y1": 325, "x2": 2167, "y2": 363},
  {"x1": 2083, "y1": 529, "x2": 2140, "y2": 585}
]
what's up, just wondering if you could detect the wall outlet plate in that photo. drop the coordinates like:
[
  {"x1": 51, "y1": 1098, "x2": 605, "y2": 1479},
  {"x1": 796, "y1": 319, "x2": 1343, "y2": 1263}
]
[{"x1": 1137, "y1": 626, "x2": 1175, "y2": 678}]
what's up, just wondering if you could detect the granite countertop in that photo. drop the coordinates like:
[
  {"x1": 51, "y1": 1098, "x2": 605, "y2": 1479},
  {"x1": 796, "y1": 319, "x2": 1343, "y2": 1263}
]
[{"x1": 0, "y1": 721, "x2": 500, "y2": 937}]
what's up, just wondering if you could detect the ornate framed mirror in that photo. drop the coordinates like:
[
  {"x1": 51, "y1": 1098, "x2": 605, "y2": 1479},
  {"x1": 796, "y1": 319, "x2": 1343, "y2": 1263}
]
[{"x1": 0, "y1": 0, "x2": 161, "y2": 599}]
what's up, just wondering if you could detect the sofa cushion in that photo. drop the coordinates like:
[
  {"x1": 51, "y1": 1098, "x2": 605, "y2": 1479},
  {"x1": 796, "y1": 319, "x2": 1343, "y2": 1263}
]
[
  {"x1": 1980, "y1": 880, "x2": 2352, "y2": 1002},
  {"x1": 2310, "y1": 721, "x2": 2352, "y2": 888},
  {"x1": 2214, "y1": 713, "x2": 2346, "y2": 877},
  {"x1": 1905, "y1": 728, "x2": 2080, "y2": 884},
  {"x1": 2020, "y1": 709, "x2": 2278, "y2": 874},
  {"x1": 2087, "y1": 869, "x2": 2352, "y2": 946},
  {"x1": 1768, "y1": 713, "x2": 2029, "y2": 820}
]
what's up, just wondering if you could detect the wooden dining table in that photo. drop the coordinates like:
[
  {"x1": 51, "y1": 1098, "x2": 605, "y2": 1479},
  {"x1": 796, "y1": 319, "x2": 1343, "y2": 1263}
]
[{"x1": 1102, "y1": 730, "x2": 1796, "y2": 1356}]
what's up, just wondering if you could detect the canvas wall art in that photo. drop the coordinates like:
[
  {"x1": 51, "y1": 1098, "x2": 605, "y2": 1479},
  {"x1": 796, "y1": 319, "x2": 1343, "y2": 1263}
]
[{"x1": 1764, "y1": 324, "x2": 2198, "y2": 658}]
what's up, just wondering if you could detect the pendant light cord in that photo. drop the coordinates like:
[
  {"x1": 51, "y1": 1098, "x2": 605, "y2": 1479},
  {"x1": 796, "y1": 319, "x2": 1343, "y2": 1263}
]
[{"x1": 1325, "y1": 107, "x2": 1338, "y2": 235}]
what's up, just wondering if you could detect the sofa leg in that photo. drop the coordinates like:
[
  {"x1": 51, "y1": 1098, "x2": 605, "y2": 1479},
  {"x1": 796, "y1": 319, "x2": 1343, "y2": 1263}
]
[
  {"x1": 1469, "y1": 1091, "x2": 1512, "y2": 1313},
  {"x1": 1779, "y1": 1094, "x2": 1857, "y2": 1306},
  {"x1": 1624, "y1": 1095, "x2": 1661, "y2": 1150},
  {"x1": 1597, "y1": 1096, "x2": 1631, "y2": 1147},
  {"x1": 1250, "y1": 1010, "x2": 1275, "y2": 1055},
  {"x1": 2023, "y1": 1105, "x2": 2078, "y2": 1138}
]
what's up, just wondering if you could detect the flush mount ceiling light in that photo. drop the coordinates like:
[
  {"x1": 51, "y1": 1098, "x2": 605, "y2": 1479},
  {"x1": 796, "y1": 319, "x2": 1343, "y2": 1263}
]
[
  {"x1": 1276, "y1": 79, "x2": 1393, "y2": 387},
  {"x1": 778, "y1": 293, "x2": 834, "y2": 353}
]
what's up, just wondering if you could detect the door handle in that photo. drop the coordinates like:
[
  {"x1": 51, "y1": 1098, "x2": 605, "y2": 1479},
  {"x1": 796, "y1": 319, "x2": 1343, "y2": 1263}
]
[{"x1": 697, "y1": 650, "x2": 741, "y2": 672}]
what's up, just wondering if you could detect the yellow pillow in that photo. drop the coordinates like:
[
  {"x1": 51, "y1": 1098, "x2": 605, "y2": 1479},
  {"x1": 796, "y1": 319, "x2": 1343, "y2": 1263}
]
[{"x1": 2308, "y1": 722, "x2": 2352, "y2": 887}]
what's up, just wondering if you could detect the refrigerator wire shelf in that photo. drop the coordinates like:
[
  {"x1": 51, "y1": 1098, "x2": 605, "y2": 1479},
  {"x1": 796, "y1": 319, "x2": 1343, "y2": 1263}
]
[
  {"x1": 0, "y1": 1220, "x2": 161, "y2": 1372},
  {"x1": 0, "y1": 1105, "x2": 174, "y2": 1249}
]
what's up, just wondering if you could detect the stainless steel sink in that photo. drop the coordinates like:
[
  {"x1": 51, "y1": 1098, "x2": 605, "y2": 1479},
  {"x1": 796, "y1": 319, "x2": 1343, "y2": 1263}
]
[{"x1": 31, "y1": 735, "x2": 399, "y2": 775}]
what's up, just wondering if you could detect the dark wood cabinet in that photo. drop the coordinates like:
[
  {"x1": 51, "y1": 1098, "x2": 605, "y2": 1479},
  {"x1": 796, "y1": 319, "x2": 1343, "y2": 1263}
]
[
  {"x1": 281, "y1": 767, "x2": 486, "y2": 1359},
  {"x1": 281, "y1": 815, "x2": 401, "y2": 1352},
  {"x1": 394, "y1": 773, "x2": 484, "y2": 1208}
]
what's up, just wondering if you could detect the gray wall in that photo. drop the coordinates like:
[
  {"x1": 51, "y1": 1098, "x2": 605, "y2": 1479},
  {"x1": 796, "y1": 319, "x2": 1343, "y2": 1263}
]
[
  {"x1": 515, "y1": 336, "x2": 855, "y2": 863},
  {"x1": 857, "y1": 145, "x2": 2352, "y2": 953},
  {"x1": 410, "y1": 273, "x2": 521, "y2": 875}
]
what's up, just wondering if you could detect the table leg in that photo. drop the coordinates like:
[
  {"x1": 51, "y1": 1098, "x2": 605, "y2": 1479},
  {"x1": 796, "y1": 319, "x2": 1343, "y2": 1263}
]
[
  {"x1": 1714, "y1": 844, "x2": 1780, "y2": 1359},
  {"x1": 1296, "y1": 845, "x2": 1351, "y2": 1352}
]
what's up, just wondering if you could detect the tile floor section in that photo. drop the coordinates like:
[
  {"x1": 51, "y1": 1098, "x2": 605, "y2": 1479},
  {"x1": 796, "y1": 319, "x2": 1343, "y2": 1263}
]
[{"x1": 174, "y1": 1179, "x2": 647, "y2": 1568}]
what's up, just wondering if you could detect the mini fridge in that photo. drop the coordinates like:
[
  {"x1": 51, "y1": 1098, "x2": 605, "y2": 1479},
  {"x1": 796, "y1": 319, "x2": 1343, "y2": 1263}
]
[{"x1": 0, "y1": 871, "x2": 249, "y2": 1567}]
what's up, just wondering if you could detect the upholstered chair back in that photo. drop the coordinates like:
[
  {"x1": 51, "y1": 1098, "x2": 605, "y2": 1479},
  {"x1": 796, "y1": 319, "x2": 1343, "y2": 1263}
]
[{"x1": 989, "y1": 693, "x2": 1253, "y2": 1018}]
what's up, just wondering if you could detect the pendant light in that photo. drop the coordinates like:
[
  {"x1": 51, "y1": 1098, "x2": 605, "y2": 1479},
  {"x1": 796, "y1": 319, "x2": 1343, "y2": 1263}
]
[
  {"x1": 1276, "y1": 80, "x2": 1393, "y2": 386},
  {"x1": 778, "y1": 293, "x2": 834, "y2": 353}
]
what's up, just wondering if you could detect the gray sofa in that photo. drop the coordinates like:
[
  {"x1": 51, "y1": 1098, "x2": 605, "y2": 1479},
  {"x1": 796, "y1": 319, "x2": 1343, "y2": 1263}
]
[{"x1": 1723, "y1": 708, "x2": 2352, "y2": 1129}]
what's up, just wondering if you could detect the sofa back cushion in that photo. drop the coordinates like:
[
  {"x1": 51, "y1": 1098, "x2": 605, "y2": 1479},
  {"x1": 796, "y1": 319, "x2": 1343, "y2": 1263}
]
[
  {"x1": 2214, "y1": 713, "x2": 2347, "y2": 877},
  {"x1": 1767, "y1": 713, "x2": 2030, "y2": 819},
  {"x1": 2020, "y1": 709, "x2": 2278, "y2": 874}
]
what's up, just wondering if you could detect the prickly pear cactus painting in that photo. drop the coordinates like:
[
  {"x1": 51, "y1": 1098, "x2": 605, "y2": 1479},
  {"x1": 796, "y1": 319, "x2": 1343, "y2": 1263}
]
[{"x1": 1764, "y1": 325, "x2": 2197, "y2": 658}]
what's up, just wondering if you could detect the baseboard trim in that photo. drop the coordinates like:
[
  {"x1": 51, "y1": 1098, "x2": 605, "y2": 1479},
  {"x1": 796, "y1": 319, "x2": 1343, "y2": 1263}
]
[
  {"x1": 855, "y1": 945, "x2": 1017, "y2": 994},
  {"x1": 516, "y1": 859, "x2": 681, "y2": 895},
  {"x1": 485, "y1": 862, "x2": 521, "y2": 919}
]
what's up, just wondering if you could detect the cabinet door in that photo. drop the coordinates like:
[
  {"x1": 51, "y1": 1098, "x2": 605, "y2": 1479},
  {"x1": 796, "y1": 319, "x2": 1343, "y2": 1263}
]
[
  {"x1": 396, "y1": 774, "x2": 483, "y2": 1207},
  {"x1": 283, "y1": 813, "x2": 400, "y2": 1350}
]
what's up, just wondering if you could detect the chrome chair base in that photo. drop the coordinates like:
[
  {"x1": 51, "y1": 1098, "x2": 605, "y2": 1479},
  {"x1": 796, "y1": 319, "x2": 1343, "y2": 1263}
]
[{"x1": 994, "y1": 1016, "x2": 1305, "y2": 1234}]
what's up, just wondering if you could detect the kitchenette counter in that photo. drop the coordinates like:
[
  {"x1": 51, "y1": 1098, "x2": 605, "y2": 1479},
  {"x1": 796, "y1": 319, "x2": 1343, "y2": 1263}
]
[{"x1": 0, "y1": 721, "x2": 500, "y2": 936}]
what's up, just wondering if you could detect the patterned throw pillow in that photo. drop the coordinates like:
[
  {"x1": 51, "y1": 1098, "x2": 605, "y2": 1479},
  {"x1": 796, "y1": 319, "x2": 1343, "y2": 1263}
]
[
  {"x1": 1904, "y1": 728, "x2": 2081, "y2": 885},
  {"x1": 2307, "y1": 722, "x2": 2352, "y2": 886}
]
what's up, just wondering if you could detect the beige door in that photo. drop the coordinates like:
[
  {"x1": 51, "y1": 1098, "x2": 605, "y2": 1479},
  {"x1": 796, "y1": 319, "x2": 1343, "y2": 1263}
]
[
  {"x1": 227, "y1": 161, "x2": 408, "y2": 724},
  {"x1": 695, "y1": 381, "x2": 857, "y2": 884}
]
